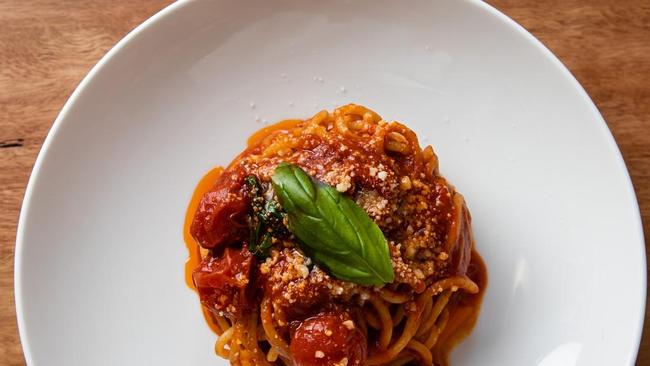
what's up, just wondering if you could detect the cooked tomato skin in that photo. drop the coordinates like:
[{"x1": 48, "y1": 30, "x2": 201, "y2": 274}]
[
  {"x1": 192, "y1": 246, "x2": 253, "y2": 317},
  {"x1": 190, "y1": 169, "x2": 248, "y2": 250},
  {"x1": 290, "y1": 310, "x2": 367, "y2": 366}
]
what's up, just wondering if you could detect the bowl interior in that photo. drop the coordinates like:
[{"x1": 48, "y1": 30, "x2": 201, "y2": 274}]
[{"x1": 16, "y1": 1, "x2": 645, "y2": 365}]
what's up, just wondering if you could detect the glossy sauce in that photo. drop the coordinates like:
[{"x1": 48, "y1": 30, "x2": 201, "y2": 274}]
[
  {"x1": 434, "y1": 251, "x2": 487, "y2": 365},
  {"x1": 184, "y1": 166, "x2": 224, "y2": 334},
  {"x1": 247, "y1": 119, "x2": 302, "y2": 147}
]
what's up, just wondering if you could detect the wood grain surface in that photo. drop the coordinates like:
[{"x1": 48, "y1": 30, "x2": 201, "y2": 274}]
[{"x1": 0, "y1": 1, "x2": 648, "y2": 365}]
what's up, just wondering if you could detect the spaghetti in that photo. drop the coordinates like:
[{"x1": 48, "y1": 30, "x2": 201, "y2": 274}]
[{"x1": 185, "y1": 105, "x2": 486, "y2": 366}]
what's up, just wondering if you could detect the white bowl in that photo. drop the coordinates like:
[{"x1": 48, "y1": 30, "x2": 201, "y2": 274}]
[{"x1": 15, "y1": 1, "x2": 646, "y2": 365}]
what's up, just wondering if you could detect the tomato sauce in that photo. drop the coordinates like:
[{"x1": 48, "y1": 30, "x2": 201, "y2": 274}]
[
  {"x1": 184, "y1": 166, "x2": 225, "y2": 334},
  {"x1": 247, "y1": 119, "x2": 302, "y2": 147},
  {"x1": 434, "y1": 251, "x2": 487, "y2": 364}
]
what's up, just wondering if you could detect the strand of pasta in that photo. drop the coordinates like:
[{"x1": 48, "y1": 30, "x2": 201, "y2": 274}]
[
  {"x1": 391, "y1": 304, "x2": 406, "y2": 326},
  {"x1": 424, "y1": 308, "x2": 450, "y2": 349},
  {"x1": 369, "y1": 296, "x2": 394, "y2": 350},
  {"x1": 416, "y1": 290, "x2": 452, "y2": 338},
  {"x1": 366, "y1": 286, "x2": 432, "y2": 365},
  {"x1": 229, "y1": 322, "x2": 241, "y2": 365},
  {"x1": 266, "y1": 348, "x2": 279, "y2": 363},
  {"x1": 260, "y1": 297, "x2": 291, "y2": 360},
  {"x1": 380, "y1": 288, "x2": 411, "y2": 304},
  {"x1": 418, "y1": 297, "x2": 435, "y2": 336},
  {"x1": 406, "y1": 339, "x2": 433, "y2": 365},
  {"x1": 387, "y1": 354, "x2": 414, "y2": 366},
  {"x1": 216, "y1": 315, "x2": 231, "y2": 334},
  {"x1": 246, "y1": 312, "x2": 271, "y2": 366},
  {"x1": 365, "y1": 308, "x2": 382, "y2": 329},
  {"x1": 215, "y1": 326, "x2": 233, "y2": 358},
  {"x1": 430, "y1": 276, "x2": 479, "y2": 295}
]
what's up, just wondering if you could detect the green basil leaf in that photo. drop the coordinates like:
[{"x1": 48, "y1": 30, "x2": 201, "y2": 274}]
[
  {"x1": 271, "y1": 163, "x2": 394, "y2": 285},
  {"x1": 245, "y1": 174, "x2": 289, "y2": 259},
  {"x1": 248, "y1": 219, "x2": 261, "y2": 256},
  {"x1": 253, "y1": 232, "x2": 273, "y2": 258}
]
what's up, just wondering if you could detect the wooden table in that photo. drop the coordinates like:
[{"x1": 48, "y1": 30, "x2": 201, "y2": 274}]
[{"x1": 1, "y1": 1, "x2": 648, "y2": 365}]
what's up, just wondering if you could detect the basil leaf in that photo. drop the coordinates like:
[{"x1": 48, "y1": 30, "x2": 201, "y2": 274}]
[
  {"x1": 262, "y1": 200, "x2": 288, "y2": 236},
  {"x1": 248, "y1": 219, "x2": 262, "y2": 257},
  {"x1": 251, "y1": 232, "x2": 273, "y2": 258},
  {"x1": 271, "y1": 163, "x2": 394, "y2": 285},
  {"x1": 245, "y1": 174, "x2": 288, "y2": 259}
]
